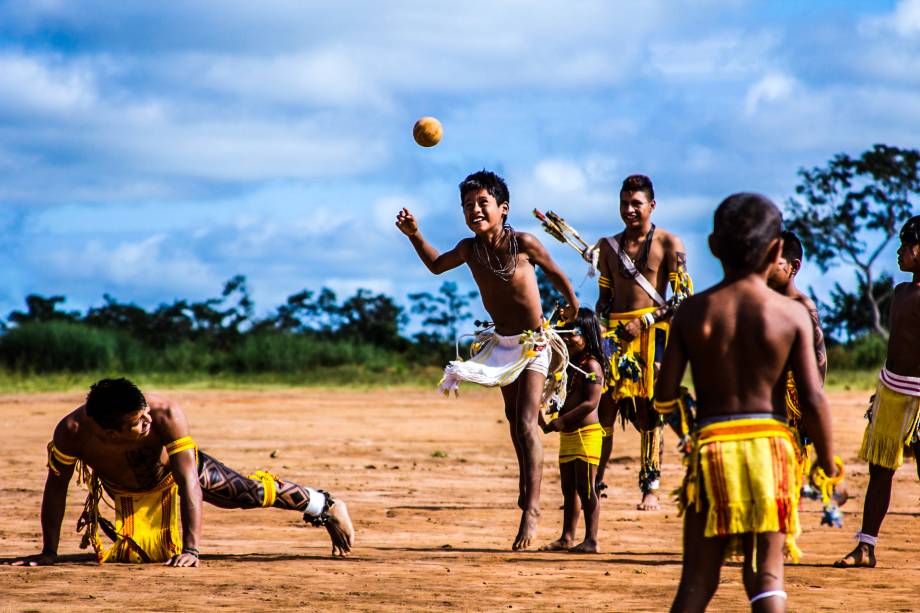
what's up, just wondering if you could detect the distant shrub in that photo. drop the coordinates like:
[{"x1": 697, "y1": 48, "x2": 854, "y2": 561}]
[
  {"x1": 826, "y1": 334, "x2": 887, "y2": 371},
  {"x1": 0, "y1": 321, "x2": 150, "y2": 372}
]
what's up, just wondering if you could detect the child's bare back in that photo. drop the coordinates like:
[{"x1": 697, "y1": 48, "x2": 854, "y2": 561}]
[{"x1": 673, "y1": 278, "x2": 818, "y2": 420}]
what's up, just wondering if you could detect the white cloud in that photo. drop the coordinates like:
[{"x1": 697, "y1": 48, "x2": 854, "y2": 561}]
[
  {"x1": 40, "y1": 235, "x2": 217, "y2": 293},
  {"x1": 533, "y1": 159, "x2": 588, "y2": 193},
  {"x1": 0, "y1": 53, "x2": 96, "y2": 116},
  {"x1": 862, "y1": 0, "x2": 920, "y2": 37},
  {"x1": 648, "y1": 31, "x2": 777, "y2": 81},
  {"x1": 744, "y1": 71, "x2": 797, "y2": 116},
  {"x1": 324, "y1": 277, "x2": 395, "y2": 298}
]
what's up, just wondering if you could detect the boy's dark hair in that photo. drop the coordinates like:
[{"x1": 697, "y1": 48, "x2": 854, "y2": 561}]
[
  {"x1": 620, "y1": 174, "x2": 655, "y2": 201},
  {"x1": 459, "y1": 170, "x2": 510, "y2": 210},
  {"x1": 85, "y1": 378, "x2": 147, "y2": 431},
  {"x1": 780, "y1": 230, "x2": 804, "y2": 263},
  {"x1": 711, "y1": 192, "x2": 782, "y2": 271},
  {"x1": 901, "y1": 215, "x2": 920, "y2": 246},
  {"x1": 560, "y1": 307, "x2": 611, "y2": 384}
]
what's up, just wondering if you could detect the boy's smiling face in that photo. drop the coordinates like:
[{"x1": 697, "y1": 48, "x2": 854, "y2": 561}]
[{"x1": 462, "y1": 188, "x2": 508, "y2": 236}]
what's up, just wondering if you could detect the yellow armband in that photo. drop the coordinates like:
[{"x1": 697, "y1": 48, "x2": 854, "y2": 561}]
[
  {"x1": 598, "y1": 274, "x2": 614, "y2": 290},
  {"x1": 668, "y1": 267, "x2": 694, "y2": 304},
  {"x1": 165, "y1": 436, "x2": 197, "y2": 456},
  {"x1": 653, "y1": 397, "x2": 680, "y2": 415},
  {"x1": 47, "y1": 441, "x2": 78, "y2": 476}
]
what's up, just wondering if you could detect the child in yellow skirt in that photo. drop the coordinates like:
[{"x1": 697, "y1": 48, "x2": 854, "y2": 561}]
[{"x1": 540, "y1": 308, "x2": 609, "y2": 553}]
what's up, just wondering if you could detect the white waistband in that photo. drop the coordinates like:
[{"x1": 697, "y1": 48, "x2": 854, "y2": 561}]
[{"x1": 880, "y1": 367, "x2": 920, "y2": 398}]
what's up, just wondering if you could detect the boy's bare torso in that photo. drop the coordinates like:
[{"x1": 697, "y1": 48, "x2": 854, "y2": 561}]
[
  {"x1": 598, "y1": 229, "x2": 679, "y2": 313},
  {"x1": 887, "y1": 281, "x2": 920, "y2": 378},
  {"x1": 458, "y1": 233, "x2": 545, "y2": 335},
  {"x1": 675, "y1": 278, "x2": 812, "y2": 420}
]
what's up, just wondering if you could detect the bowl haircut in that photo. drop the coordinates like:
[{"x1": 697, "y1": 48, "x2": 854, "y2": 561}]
[
  {"x1": 780, "y1": 230, "x2": 804, "y2": 263},
  {"x1": 85, "y1": 377, "x2": 148, "y2": 431},
  {"x1": 711, "y1": 192, "x2": 782, "y2": 271},
  {"x1": 901, "y1": 215, "x2": 920, "y2": 246},
  {"x1": 460, "y1": 170, "x2": 511, "y2": 224}
]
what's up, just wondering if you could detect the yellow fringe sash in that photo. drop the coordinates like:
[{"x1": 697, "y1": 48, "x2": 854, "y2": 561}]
[
  {"x1": 559, "y1": 423, "x2": 604, "y2": 466},
  {"x1": 678, "y1": 418, "x2": 801, "y2": 562},
  {"x1": 859, "y1": 380, "x2": 920, "y2": 470},
  {"x1": 603, "y1": 306, "x2": 669, "y2": 401}
]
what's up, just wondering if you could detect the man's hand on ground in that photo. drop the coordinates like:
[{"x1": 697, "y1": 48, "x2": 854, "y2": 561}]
[{"x1": 164, "y1": 553, "x2": 199, "y2": 567}]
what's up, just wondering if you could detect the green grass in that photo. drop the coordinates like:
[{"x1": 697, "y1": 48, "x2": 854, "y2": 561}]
[
  {"x1": 0, "y1": 366, "x2": 880, "y2": 394},
  {"x1": 824, "y1": 369, "x2": 881, "y2": 392},
  {"x1": 0, "y1": 366, "x2": 446, "y2": 394}
]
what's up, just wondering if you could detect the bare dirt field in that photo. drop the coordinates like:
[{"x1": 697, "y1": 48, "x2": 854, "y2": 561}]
[{"x1": 1, "y1": 388, "x2": 918, "y2": 612}]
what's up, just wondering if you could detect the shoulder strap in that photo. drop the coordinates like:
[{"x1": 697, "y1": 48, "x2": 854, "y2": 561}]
[{"x1": 604, "y1": 235, "x2": 666, "y2": 306}]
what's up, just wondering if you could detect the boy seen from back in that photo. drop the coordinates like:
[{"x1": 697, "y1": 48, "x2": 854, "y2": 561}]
[
  {"x1": 396, "y1": 170, "x2": 578, "y2": 550},
  {"x1": 654, "y1": 193, "x2": 836, "y2": 612}
]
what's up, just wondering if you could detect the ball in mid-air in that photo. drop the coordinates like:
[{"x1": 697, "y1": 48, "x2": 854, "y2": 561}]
[{"x1": 413, "y1": 116, "x2": 442, "y2": 147}]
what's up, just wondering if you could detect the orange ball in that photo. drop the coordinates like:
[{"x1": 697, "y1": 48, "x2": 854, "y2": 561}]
[{"x1": 413, "y1": 116, "x2": 442, "y2": 147}]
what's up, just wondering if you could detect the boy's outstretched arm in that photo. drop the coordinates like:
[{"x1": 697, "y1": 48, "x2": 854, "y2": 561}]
[
  {"x1": 789, "y1": 306, "x2": 836, "y2": 475},
  {"x1": 653, "y1": 310, "x2": 688, "y2": 404},
  {"x1": 395, "y1": 208, "x2": 465, "y2": 274},
  {"x1": 518, "y1": 233, "x2": 579, "y2": 319}
]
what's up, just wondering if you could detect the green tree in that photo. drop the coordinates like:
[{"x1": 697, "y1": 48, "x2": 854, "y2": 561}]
[
  {"x1": 7, "y1": 294, "x2": 80, "y2": 325},
  {"x1": 811, "y1": 275, "x2": 894, "y2": 341},
  {"x1": 338, "y1": 289, "x2": 408, "y2": 349},
  {"x1": 786, "y1": 144, "x2": 920, "y2": 338},
  {"x1": 408, "y1": 281, "x2": 478, "y2": 345}
]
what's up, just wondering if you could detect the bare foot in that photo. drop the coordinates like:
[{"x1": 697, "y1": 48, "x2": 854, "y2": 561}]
[
  {"x1": 637, "y1": 491, "x2": 660, "y2": 511},
  {"x1": 539, "y1": 537, "x2": 573, "y2": 552},
  {"x1": 833, "y1": 543, "x2": 876, "y2": 568},
  {"x1": 324, "y1": 497, "x2": 355, "y2": 557},
  {"x1": 569, "y1": 539, "x2": 600, "y2": 554},
  {"x1": 512, "y1": 508, "x2": 540, "y2": 550}
]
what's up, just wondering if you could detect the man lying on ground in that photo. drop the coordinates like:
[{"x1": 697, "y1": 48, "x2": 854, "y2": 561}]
[{"x1": 11, "y1": 378, "x2": 353, "y2": 567}]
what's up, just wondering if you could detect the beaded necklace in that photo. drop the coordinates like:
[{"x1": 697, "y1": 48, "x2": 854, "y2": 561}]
[{"x1": 473, "y1": 225, "x2": 518, "y2": 282}]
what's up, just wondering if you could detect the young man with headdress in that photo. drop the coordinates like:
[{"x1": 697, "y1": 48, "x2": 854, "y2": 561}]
[
  {"x1": 593, "y1": 174, "x2": 693, "y2": 510},
  {"x1": 11, "y1": 378, "x2": 353, "y2": 566},
  {"x1": 835, "y1": 215, "x2": 920, "y2": 568},
  {"x1": 396, "y1": 169, "x2": 579, "y2": 550},
  {"x1": 655, "y1": 193, "x2": 836, "y2": 611}
]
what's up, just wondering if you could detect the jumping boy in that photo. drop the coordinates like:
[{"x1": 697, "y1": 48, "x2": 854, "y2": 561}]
[
  {"x1": 594, "y1": 174, "x2": 693, "y2": 510},
  {"x1": 11, "y1": 378, "x2": 353, "y2": 567},
  {"x1": 655, "y1": 193, "x2": 836, "y2": 612},
  {"x1": 835, "y1": 215, "x2": 920, "y2": 568},
  {"x1": 540, "y1": 308, "x2": 607, "y2": 554},
  {"x1": 396, "y1": 170, "x2": 579, "y2": 550}
]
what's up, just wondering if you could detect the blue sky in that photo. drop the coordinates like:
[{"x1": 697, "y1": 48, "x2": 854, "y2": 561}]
[{"x1": 1, "y1": 1, "x2": 918, "y2": 327}]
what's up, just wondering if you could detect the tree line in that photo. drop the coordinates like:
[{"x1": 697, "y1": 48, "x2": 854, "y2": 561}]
[{"x1": 0, "y1": 144, "x2": 915, "y2": 374}]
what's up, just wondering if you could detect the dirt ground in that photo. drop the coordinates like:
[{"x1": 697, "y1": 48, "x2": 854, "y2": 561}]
[{"x1": 1, "y1": 388, "x2": 918, "y2": 612}]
